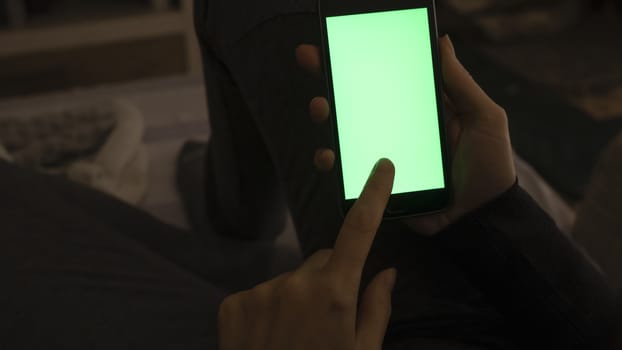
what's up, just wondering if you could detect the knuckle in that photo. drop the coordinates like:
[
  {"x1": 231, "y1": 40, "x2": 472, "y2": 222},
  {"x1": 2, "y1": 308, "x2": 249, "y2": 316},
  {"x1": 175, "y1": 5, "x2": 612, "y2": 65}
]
[
  {"x1": 476, "y1": 103, "x2": 508, "y2": 126},
  {"x1": 494, "y1": 105, "x2": 509, "y2": 122},
  {"x1": 321, "y1": 277, "x2": 355, "y2": 311},
  {"x1": 327, "y1": 289, "x2": 355, "y2": 311},
  {"x1": 280, "y1": 274, "x2": 309, "y2": 299},
  {"x1": 490, "y1": 104, "x2": 508, "y2": 121},
  {"x1": 271, "y1": 272, "x2": 357, "y2": 314}
]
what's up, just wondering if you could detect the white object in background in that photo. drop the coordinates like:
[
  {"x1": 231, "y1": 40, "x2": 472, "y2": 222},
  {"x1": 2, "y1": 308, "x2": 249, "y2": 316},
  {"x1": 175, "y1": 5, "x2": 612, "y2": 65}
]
[
  {"x1": 0, "y1": 142, "x2": 12, "y2": 161},
  {"x1": 514, "y1": 152, "x2": 576, "y2": 235},
  {"x1": 67, "y1": 100, "x2": 149, "y2": 205},
  {"x1": 5, "y1": 0, "x2": 27, "y2": 28}
]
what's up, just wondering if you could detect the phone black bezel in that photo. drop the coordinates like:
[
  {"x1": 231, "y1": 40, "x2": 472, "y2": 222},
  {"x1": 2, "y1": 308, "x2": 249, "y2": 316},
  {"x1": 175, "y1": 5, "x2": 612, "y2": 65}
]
[{"x1": 319, "y1": 0, "x2": 452, "y2": 219}]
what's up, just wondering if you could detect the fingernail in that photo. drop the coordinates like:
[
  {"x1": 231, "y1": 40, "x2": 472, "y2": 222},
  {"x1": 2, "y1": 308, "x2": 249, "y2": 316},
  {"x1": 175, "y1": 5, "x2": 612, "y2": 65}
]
[
  {"x1": 373, "y1": 158, "x2": 389, "y2": 173},
  {"x1": 385, "y1": 268, "x2": 397, "y2": 291}
]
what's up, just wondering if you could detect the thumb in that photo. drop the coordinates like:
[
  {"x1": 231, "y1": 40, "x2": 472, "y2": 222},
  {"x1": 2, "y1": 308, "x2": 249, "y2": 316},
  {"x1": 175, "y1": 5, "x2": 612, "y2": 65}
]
[
  {"x1": 356, "y1": 268, "x2": 397, "y2": 350},
  {"x1": 439, "y1": 35, "x2": 499, "y2": 118}
]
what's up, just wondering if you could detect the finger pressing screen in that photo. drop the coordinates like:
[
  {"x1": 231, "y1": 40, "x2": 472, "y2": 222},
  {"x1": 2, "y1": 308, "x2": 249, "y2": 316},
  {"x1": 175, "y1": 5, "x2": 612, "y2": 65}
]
[
  {"x1": 328, "y1": 159, "x2": 395, "y2": 286},
  {"x1": 296, "y1": 44, "x2": 322, "y2": 75}
]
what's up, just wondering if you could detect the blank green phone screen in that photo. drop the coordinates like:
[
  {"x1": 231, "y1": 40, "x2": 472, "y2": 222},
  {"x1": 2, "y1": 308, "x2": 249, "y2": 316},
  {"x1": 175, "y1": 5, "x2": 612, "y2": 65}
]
[{"x1": 326, "y1": 8, "x2": 446, "y2": 200}]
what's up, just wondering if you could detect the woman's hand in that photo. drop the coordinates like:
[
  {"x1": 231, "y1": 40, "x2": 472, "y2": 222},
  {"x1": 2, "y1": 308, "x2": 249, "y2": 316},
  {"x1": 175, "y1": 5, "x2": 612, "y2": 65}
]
[
  {"x1": 297, "y1": 35, "x2": 516, "y2": 235},
  {"x1": 218, "y1": 159, "x2": 397, "y2": 350}
]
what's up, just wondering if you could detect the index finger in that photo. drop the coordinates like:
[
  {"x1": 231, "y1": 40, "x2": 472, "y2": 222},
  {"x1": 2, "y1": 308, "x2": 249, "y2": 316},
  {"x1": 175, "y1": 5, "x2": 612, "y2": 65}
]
[
  {"x1": 327, "y1": 159, "x2": 395, "y2": 285},
  {"x1": 439, "y1": 35, "x2": 499, "y2": 117}
]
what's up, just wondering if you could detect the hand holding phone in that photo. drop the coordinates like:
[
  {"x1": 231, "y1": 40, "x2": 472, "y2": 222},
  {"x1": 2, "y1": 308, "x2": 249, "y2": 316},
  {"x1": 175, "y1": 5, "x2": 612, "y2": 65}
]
[
  {"x1": 320, "y1": 0, "x2": 452, "y2": 218},
  {"x1": 298, "y1": 35, "x2": 516, "y2": 235}
]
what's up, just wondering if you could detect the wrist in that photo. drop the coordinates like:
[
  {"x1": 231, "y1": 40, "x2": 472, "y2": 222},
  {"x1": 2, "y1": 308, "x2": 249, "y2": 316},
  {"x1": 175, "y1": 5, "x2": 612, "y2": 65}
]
[
  {"x1": 405, "y1": 179, "x2": 519, "y2": 236},
  {"x1": 443, "y1": 179, "x2": 521, "y2": 232}
]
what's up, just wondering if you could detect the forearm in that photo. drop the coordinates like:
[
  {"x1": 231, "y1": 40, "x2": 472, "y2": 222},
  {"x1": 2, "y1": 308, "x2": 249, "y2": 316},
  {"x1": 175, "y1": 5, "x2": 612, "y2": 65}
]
[{"x1": 438, "y1": 182, "x2": 617, "y2": 348}]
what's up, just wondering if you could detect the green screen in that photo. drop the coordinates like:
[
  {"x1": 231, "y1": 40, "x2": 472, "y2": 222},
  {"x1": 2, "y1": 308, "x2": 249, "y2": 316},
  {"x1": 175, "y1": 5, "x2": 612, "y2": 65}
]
[{"x1": 326, "y1": 8, "x2": 446, "y2": 200}]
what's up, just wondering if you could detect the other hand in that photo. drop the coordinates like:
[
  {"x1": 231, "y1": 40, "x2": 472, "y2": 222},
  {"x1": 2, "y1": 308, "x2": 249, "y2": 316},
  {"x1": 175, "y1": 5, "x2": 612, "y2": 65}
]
[{"x1": 219, "y1": 159, "x2": 397, "y2": 350}]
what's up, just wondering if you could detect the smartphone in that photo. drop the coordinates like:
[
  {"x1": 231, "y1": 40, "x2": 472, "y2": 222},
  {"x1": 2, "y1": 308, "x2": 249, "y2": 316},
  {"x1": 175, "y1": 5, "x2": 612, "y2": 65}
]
[{"x1": 319, "y1": 0, "x2": 451, "y2": 218}]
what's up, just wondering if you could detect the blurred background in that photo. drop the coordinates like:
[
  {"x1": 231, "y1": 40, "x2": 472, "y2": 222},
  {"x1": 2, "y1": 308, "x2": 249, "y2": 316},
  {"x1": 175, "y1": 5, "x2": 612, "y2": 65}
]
[
  {"x1": 0, "y1": 0, "x2": 198, "y2": 97},
  {"x1": 0, "y1": 0, "x2": 620, "y2": 106},
  {"x1": 0, "y1": 0, "x2": 620, "y2": 276},
  {"x1": 0, "y1": 0, "x2": 206, "y2": 226}
]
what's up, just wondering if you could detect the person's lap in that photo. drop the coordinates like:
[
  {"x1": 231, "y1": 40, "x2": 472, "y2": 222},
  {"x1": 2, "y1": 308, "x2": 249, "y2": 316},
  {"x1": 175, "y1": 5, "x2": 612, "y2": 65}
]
[
  {"x1": 0, "y1": 161, "x2": 281, "y2": 349},
  {"x1": 1, "y1": 3, "x2": 511, "y2": 348},
  {"x1": 198, "y1": 5, "x2": 510, "y2": 345}
]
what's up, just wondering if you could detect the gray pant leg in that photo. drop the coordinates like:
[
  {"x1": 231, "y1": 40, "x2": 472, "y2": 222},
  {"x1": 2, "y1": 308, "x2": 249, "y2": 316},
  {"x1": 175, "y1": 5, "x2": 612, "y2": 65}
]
[{"x1": 196, "y1": 5, "x2": 509, "y2": 345}]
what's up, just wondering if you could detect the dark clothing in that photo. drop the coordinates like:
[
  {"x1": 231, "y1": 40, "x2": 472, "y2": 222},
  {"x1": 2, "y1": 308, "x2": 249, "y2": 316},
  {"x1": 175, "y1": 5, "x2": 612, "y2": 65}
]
[
  {"x1": 0, "y1": 1, "x2": 616, "y2": 349},
  {"x1": 437, "y1": 184, "x2": 616, "y2": 348},
  {"x1": 195, "y1": 0, "x2": 616, "y2": 348},
  {"x1": 0, "y1": 161, "x2": 273, "y2": 350}
]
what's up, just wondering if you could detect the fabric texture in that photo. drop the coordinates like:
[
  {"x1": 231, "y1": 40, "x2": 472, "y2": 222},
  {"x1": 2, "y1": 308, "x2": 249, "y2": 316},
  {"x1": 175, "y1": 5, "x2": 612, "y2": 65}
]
[
  {"x1": 0, "y1": 160, "x2": 279, "y2": 350},
  {"x1": 194, "y1": 0, "x2": 616, "y2": 348},
  {"x1": 439, "y1": 183, "x2": 616, "y2": 349},
  {"x1": 0, "y1": 100, "x2": 149, "y2": 204},
  {"x1": 0, "y1": 1, "x2": 616, "y2": 349}
]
